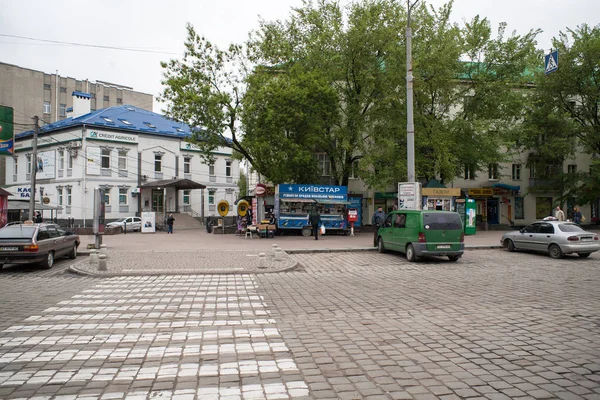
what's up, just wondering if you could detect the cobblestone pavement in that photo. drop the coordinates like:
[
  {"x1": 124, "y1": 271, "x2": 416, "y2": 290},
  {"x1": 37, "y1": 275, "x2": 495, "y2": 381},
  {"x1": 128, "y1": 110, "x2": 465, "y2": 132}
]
[{"x1": 0, "y1": 250, "x2": 598, "y2": 399}]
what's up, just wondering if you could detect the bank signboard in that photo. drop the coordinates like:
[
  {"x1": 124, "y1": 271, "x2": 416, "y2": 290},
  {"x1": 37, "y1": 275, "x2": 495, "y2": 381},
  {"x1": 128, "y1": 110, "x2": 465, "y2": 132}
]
[
  {"x1": 86, "y1": 130, "x2": 138, "y2": 144},
  {"x1": 277, "y1": 184, "x2": 348, "y2": 201}
]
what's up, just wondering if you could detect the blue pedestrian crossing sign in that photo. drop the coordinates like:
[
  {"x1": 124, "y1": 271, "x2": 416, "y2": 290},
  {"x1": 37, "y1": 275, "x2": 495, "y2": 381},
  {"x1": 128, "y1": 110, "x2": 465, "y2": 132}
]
[{"x1": 545, "y1": 50, "x2": 558, "y2": 75}]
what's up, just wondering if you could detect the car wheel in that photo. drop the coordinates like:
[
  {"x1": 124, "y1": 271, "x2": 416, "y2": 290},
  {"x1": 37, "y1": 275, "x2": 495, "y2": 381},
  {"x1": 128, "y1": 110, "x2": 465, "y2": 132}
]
[
  {"x1": 448, "y1": 255, "x2": 460, "y2": 262},
  {"x1": 377, "y1": 237, "x2": 386, "y2": 253},
  {"x1": 301, "y1": 227, "x2": 312, "y2": 237},
  {"x1": 69, "y1": 243, "x2": 77, "y2": 259},
  {"x1": 406, "y1": 244, "x2": 417, "y2": 262},
  {"x1": 548, "y1": 244, "x2": 563, "y2": 259},
  {"x1": 506, "y1": 239, "x2": 515, "y2": 252},
  {"x1": 41, "y1": 251, "x2": 54, "y2": 269},
  {"x1": 578, "y1": 252, "x2": 591, "y2": 258}
]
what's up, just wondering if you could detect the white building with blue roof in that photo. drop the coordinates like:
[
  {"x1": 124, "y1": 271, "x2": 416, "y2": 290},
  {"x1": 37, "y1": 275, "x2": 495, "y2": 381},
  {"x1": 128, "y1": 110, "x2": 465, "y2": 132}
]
[{"x1": 4, "y1": 92, "x2": 240, "y2": 225}]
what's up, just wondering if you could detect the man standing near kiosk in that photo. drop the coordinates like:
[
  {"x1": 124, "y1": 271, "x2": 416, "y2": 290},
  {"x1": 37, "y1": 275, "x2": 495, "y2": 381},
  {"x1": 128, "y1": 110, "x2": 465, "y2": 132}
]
[{"x1": 372, "y1": 206, "x2": 386, "y2": 247}]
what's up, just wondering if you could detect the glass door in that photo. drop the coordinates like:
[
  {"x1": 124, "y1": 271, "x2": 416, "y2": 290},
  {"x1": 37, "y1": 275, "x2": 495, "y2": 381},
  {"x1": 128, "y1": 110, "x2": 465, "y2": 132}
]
[{"x1": 152, "y1": 190, "x2": 164, "y2": 213}]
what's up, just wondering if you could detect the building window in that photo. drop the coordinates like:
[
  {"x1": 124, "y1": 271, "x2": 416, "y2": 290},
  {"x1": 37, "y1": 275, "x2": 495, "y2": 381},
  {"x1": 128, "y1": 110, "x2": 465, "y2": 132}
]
[
  {"x1": 58, "y1": 150, "x2": 65, "y2": 172},
  {"x1": 184, "y1": 157, "x2": 191, "y2": 174},
  {"x1": 101, "y1": 149, "x2": 111, "y2": 169},
  {"x1": 116, "y1": 98, "x2": 123, "y2": 104},
  {"x1": 60, "y1": 86, "x2": 67, "y2": 93},
  {"x1": 317, "y1": 153, "x2": 330, "y2": 176},
  {"x1": 67, "y1": 151, "x2": 73, "y2": 173},
  {"x1": 26, "y1": 155, "x2": 32, "y2": 175},
  {"x1": 488, "y1": 164, "x2": 499, "y2": 180},
  {"x1": 350, "y1": 160, "x2": 360, "y2": 179},
  {"x1": 103, "y1": 95, "x2": 109, "y2": 102},
  {"x1": 183, "y1": 190, "x2": 190, "y2": 205},
  {"x1": 66, "y1": 188, "x2": 72, "y2": 206},
  {"x1": 514, "y1": 197, "x2": 524, "y2": 219},
  {"x1": 119, "y1": 188, "x2": 128, "y2": 205},
  {"x1": 43, "y1": 102, "x2": 51, "y2": 115},
  {"x1": 13, "y1": 157, "x2": 18, "y2": 176},
  {"x1": 209, "y1": 163, "x2": 215, "y2": 176},
  {"x1": 57, "y1": 188, "x2": 63, "y2": 206},
  {"x1": 59, "y1": 104, "x2": 66, "y2": 117},
  {"x1": 118, "y1": 150, "x2": 127, "y2": 170},
  {"x1": 44, "y1": 83, "x2": 51, "y2": 90},
  {"x1": 568, "y1": 164, "x2": 577, "y2": 174},
  {"x1": 154, "y1": 154, "x2": 162, "y2": 172},
  {"x1": 104, "y1": 189, "x2": 110, "y2": 205},
  {"x1": 208, "y1": 190, "x2": 215, "y2": 205},
  {"x1": 512, "y1": 164, "x2": 521, "y2": 180},
  {"x1": 226, "y1": 161, "x2": 232, "y2": 177},
  {"x1": 464, "y1": 165, "x2": 475, "y2": 180}
]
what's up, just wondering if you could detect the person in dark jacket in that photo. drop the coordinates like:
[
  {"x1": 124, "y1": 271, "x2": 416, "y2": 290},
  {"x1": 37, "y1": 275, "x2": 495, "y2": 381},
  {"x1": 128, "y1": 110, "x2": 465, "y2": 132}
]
[
  {"x1": 35, "y1": 212, "x2": 43, "y2": 223},
  {"x1": 308, "y1": 208, "x2": 322, "y2": 240},
  {"x1": 372, "y1": 206, "x2": 386, "y2": 247},
  {"x1": 166, "y1": 214, "x2": 175, "y2": 234}
]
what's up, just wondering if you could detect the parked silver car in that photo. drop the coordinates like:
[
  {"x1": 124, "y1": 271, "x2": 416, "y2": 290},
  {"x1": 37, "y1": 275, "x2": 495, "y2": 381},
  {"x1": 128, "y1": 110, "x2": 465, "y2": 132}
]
[
  {"x1": 501, "y1": 221, "x2": 599, "y2": 258},
  {"x1": 106, "y1": 216, "x2": 142, "y2": 232}
]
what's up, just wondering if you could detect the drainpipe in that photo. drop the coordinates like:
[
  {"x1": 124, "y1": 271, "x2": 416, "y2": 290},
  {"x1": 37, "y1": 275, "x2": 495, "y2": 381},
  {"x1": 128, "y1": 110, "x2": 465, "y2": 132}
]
[
  {"x1": 82, "y1": 124, "x2": 87, "y2": 227},
  {"x1": 55, "y1": 71, "x2": 59, "y2": 122}
]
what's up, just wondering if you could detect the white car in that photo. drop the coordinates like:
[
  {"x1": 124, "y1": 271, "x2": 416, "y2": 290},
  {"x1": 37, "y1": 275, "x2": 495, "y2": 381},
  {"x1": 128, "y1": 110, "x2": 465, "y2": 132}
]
[{"x1": 106, "y1": 217, "x2": 142, "y2": 232}]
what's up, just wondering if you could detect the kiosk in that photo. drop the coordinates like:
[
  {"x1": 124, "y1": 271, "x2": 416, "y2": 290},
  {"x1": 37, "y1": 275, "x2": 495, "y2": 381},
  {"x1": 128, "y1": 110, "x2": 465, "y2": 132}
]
[{"x1": 274, "y1": 184, "x2": 350, "y2": 236}]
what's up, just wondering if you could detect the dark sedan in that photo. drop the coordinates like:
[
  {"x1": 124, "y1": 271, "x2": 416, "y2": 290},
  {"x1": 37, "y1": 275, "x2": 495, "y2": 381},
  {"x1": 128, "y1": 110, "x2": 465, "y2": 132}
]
[{"x1": 0, "y1": 223, "x2": 80, "y2": 269}]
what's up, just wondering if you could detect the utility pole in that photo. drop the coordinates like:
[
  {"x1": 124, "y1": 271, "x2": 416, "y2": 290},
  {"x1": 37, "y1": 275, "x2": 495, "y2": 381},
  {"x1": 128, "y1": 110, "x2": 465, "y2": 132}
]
[
  {"x1": 406, "y1": 0, "x2": 419, "y2": 183},
  {"x1": 28, "y1": 116, "x2": 39, "y2": 221}
]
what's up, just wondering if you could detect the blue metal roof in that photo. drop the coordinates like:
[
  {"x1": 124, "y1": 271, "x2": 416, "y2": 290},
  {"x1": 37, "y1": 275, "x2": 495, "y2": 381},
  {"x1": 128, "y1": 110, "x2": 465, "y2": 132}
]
[
  {"x1": 16, "y1": 105, "x2": 193, "y2": 140},
  {"x1": 72, "y1": 91, "x2": 92, "y2": 99}
]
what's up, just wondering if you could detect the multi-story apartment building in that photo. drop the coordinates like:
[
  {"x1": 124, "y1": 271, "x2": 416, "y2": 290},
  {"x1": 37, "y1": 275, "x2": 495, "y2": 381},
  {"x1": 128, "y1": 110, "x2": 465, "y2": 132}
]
[{"x1": 3, "y1": 92, "x2": 240, "y2": 226}]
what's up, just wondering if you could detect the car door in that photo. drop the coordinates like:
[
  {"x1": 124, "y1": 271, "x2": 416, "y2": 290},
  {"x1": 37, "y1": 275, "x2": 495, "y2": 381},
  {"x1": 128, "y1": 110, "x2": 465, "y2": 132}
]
[
  {"x1": 124, "y1": 217, "x2": 133, "y2": 231},
  {"x1": 534, "y1": 223, "x2": 555, "y2": 252},
  {"x1": 47, "y1": 226, "x2": 67, "y2": 256},
  {"x1": 379, "y1": 214, "x2": 394, "y2": 250},
  {"x1": 35, "y1": 227, "x2": 52, "y2": 256},
  {"x1": 392, "y1": 213, "x2": 407, "y2": 251},
  {"x1": 133, "y1": 217, "x2": 142, "y2": 231},
  {"x1": 517, "y1": 223, "x2": 540, "y2": 250}
]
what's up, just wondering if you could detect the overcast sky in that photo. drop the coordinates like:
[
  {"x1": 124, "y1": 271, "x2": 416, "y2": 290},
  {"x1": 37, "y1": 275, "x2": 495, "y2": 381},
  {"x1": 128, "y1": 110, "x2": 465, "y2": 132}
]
[{"x1": 1, "y1": 0, "x2": 598, "y2": 114}]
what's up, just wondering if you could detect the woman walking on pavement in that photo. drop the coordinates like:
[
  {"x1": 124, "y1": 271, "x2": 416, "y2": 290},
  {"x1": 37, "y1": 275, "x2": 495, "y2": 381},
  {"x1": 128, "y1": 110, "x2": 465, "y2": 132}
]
[
  {"x1": 572, "y1": 206, "x2": 582, "y2": 225},
  {"x1": 166, "y1": 214, "x2": 175, "y2": 234}
]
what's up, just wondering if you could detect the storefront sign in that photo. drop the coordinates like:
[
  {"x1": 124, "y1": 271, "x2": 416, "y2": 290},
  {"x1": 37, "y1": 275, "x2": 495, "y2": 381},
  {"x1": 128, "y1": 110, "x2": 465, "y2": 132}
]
[
  {"x1": 422, "y1": 188, "x2": 461, "y2": 197},
  {"x1": 15, "y1": 132, "x2": 79, "y2": 151},
  {"x1": 278, "y1": 184, "x2": 348, "y2": 201},
  {"x1": 468, "y1": 188, "x2": 493, "y2": 197},
  {"x1": 87, "y1": 130, "x2": 138, "y2": 143},
  {"x1": 255, "y1": 184, "x2": 267, "y2": 197}
]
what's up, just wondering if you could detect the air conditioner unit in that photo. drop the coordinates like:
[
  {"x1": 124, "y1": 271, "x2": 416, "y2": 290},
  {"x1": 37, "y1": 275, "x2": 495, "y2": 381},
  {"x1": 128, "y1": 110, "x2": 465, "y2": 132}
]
[
  {"x1": 69, "y1": 149, "x2": 78, "y2": 158},
  {"x1": 70, "y1": 141, "x2": 82, "y2": 148},
  {"x1": 131, "y1": 188, "x2": 140, "y2": 194}
]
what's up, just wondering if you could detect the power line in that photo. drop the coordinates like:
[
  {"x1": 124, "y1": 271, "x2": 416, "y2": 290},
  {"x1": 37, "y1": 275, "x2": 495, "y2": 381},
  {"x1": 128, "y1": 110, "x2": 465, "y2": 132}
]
[{"x1": 0, "y1": 34, "x2": 181, "y2": 56}]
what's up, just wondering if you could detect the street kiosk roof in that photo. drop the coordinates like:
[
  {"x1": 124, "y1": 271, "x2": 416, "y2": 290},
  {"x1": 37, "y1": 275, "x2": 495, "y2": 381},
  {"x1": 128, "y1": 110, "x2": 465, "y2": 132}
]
[{"x1": 140, "y1": 178, "x2": 206, "y2": 190}]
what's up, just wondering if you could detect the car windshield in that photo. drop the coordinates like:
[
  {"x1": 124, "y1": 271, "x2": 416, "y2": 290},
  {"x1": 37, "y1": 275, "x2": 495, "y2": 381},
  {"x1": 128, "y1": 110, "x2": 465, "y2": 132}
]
[
  {"x1": 113, "y1": 219, "x2": 127, "y2": 223},
  {"x1": 423, "y1": 213, "x2": 462, "y2": 230},
  {"x1": 558, "y1": 223, "x2": 586, "y2": 233},
  {"x1": 0, "y1": 226, "x2": 36, "y2": 239}
]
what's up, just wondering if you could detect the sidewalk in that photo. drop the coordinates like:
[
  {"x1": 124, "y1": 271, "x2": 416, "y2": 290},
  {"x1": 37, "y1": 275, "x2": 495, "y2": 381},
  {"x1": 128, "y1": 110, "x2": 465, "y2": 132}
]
[{"x1": 70, "y1": 229, "x2": 505, "y2": 277}]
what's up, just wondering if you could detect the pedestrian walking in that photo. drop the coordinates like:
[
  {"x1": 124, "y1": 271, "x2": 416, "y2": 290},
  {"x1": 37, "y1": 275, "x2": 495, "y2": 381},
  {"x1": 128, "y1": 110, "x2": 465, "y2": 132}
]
[
  {"x1": 372, "y1": 206, "x2": 386, "y2": 247},
  {"x1": 166, "y1": 214, "x2": 175, "y2": 234},
  {"x1": 34, "y1": 212, "x2": 43, "y2": 223},
  {"x1": 555, "y1": 206, "x2": 565, "y2": 221},
  {"x1": 309, "y1": 208, "x2": 322, "y2": 240},
  {"x1": 572, "y1": 206, "x2": 582, "y2": 225}
]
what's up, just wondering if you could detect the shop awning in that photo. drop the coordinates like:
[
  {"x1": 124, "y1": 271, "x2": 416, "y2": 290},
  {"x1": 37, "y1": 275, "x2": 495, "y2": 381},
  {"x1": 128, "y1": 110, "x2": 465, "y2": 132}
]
[
  {"x1": 424, "y1": 179, "x2": 446, "y2": 188},
  {"x1": 8, "y1": 200, "x2": 63, "y2": 211},
  {"x1": 140, "y1": 178, "x2": 206, "y2": 190},
  {"x1": 492, "y1": 183, "x2": 520, "y2": 191}
]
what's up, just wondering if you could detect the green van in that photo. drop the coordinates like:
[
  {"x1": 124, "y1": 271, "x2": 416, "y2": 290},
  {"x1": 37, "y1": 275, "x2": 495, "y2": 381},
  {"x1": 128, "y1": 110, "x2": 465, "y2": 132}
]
[{"x1": 376, "y1": 210, "x2": 465, "y2": 262}]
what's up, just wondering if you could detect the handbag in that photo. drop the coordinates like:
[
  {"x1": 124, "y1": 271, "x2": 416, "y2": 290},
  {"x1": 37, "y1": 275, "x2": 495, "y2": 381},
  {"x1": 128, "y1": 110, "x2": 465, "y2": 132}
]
[
  {"x1": 581, "y1": 215, "x2": 586, "y2": 223},
  {"x1": 320, "y1": 225, "x2": 326, "y2": 235}
]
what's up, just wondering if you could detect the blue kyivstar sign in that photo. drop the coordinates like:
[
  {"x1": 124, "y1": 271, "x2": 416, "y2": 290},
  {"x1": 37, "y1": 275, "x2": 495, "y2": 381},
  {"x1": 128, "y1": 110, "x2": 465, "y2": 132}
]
[{"x1": 278, "y1": 184, "x2": 348, "y2": 201}]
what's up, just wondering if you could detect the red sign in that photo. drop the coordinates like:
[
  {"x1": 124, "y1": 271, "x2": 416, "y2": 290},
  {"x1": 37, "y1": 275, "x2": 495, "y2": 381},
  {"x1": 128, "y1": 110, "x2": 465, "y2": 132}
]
[
  {"x1": 255, "y1": 184, "x2": 267, "y2": 197},
  {"x1": 347, "y1": 209, "x2": 358, "y2": 222}
]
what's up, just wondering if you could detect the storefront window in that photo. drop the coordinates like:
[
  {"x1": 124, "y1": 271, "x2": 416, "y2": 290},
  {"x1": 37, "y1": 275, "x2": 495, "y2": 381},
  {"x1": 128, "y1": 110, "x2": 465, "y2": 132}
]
[{"x1": 514, "y1": 197, "x2": 524, "y2": 219}]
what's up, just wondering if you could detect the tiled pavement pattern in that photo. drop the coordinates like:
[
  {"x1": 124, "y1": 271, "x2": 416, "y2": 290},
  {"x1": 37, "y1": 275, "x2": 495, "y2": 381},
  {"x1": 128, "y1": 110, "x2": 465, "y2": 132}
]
[
  {"x1": 255, "y1": 250, "x2": 600, "y2": 399},
  {"x1": 71, "y1": 250, "x2": 298, "y2": 276},
  {"x1": 0, "y1": 275, "x2": 309, "y2": 399}
]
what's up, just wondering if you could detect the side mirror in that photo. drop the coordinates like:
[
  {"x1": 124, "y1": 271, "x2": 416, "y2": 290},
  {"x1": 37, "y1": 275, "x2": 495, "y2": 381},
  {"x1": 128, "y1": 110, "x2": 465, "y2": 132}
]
[{"x1": 519, "y1": 228, "x2": 525, "y2": 233}]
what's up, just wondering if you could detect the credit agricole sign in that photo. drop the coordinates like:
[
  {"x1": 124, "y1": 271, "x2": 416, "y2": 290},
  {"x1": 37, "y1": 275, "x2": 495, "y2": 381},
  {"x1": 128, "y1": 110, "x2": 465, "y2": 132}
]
[{"x1": 86, "y1": 130, "x2": 138, "y2": 144}]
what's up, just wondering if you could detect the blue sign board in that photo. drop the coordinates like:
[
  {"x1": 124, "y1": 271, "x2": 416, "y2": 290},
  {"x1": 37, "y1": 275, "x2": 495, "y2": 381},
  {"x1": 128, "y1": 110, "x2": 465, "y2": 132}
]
[
  {"x1": 277, "y1": 184, "x2": 348, "y2": 201},
  {"x1": 544, "y1": 50, "x2": 558, "y2": 75}
]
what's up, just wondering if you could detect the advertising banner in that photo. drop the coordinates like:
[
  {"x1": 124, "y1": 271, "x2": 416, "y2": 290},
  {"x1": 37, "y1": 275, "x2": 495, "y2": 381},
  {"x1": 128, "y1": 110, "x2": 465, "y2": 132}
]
[
  {"x1": 141, "y1": 212, "x2": 156, "y2": 233},
  {"x1": 398, "y1": 182, "x2": 422, "y2": 210},
  {"x1": 36, "y1": 150, "x2": 56, "y2": 179},
  {"x1": 86, "y1": 147, "x2": 101, "y2": 175},
  {"x1": 0, "y1": 106, "x2": 14, "y2": 155},
  {"x1": 277, "y1": 184, "x2": 348, "y2": 201},
  {"x1": 0, "y1": 195, "x2": 7, "y2": 228}
]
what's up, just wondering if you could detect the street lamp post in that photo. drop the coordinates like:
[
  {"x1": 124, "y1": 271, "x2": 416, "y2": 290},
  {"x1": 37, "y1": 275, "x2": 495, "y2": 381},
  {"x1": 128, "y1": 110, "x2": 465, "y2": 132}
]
[{"x1": 406, "y1": 0, "x2": 419, "y2": 183}]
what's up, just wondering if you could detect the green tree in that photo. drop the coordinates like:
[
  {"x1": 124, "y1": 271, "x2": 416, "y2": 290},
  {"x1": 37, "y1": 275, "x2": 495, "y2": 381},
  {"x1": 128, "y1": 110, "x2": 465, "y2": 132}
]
[
  {"x1": 160, "y1": 24, "x2": 253, "y2": 166},
  {"x1": 241, "y1": 66, "x2": 339, "y2": 184},
  {"x1": 519, "y1": 23, "x2": 600, "y2": 206},
  {"x1": 237, "y1": 170, "x2": 248, "y2": 197}
]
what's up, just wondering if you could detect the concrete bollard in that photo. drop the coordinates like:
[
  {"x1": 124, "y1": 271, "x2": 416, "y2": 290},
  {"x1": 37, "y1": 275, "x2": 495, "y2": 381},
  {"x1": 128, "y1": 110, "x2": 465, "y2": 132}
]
[
  {"x1": 99, "y1": 244, "x2": 108, "y2": 258},
  {"x1": 258, "y1": 252, "x2": 266, "y2": 269},
  {"x1": 274, "y1": 248, "x2": 283, "y2": 261},
  {"x1": 98, "y1": 253, "x2": 108, "y2": 271},
  {"x1": 89, "y1": 249, "x2": 98, "y2": 266},
  {"x1": 271, "y1": 244, "x2": 278, "y2": 257}
]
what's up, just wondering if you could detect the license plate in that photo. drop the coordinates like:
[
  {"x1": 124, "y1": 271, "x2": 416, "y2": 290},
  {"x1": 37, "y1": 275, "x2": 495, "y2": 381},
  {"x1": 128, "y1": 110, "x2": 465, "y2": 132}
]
[
  {"x1": 0, "y1": 247, "x2": 18, "y2": 251},
  {"x1": 581, "y1": 238, "x2": 592, "y2": 242},
  {"x1": 437, "y1": 245, "x2": 451, "y2": 249}
]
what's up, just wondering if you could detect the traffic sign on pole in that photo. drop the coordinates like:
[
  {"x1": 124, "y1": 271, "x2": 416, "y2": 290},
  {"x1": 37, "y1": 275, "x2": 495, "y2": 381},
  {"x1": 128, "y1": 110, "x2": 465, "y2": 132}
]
[{"x1": 545, "y1": 50, "x2": 558, "y2": 75}]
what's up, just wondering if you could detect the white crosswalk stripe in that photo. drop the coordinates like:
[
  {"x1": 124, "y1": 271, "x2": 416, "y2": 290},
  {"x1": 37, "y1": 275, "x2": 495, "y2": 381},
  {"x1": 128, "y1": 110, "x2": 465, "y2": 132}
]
[{"x1": 0, "y1": 275, "x2": 310, "y2": 399}]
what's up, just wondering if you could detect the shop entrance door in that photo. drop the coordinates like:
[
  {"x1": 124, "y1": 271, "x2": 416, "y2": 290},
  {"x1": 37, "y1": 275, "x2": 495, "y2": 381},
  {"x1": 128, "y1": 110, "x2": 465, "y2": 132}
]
[
  {"x1": 152, "y1": 190, "x2": 164, "y2": 213},
  {"x1": 487, "y1": 198, "x2": 499, "y2": 224}
]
